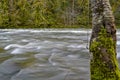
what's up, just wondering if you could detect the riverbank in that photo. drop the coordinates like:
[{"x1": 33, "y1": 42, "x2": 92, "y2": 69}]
[
  {"x1": 1, "y1": 25, "x2": 120, "y2": 29},
  {"x1": 0, "y1": 25, "x2": 91, "y2": 29}
]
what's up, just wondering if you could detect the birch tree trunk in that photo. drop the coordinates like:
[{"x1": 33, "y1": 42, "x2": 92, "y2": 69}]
[{"x1": 90, "y1": 0, "x2": 120, "y2": 79}]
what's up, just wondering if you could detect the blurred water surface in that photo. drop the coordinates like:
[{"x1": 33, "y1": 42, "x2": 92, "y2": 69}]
[{"x1": 0, "y1": 29, "x2": 120, "y2": 80}]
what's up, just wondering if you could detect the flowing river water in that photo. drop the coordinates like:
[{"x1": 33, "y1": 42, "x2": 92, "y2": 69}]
[{"x1": 0, "y1": 29, "x2": 120, "y2": 80}]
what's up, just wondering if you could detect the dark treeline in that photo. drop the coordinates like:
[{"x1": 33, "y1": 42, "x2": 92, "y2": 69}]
[{"x1": 0, "y1": 0, "x2": 119, "y2": 28}]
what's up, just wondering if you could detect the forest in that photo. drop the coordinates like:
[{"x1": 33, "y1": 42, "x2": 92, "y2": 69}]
[
  {"x1": 0, "y1": 0, "x2": 120, "y2": 28},
  {"x1": 0, "y1": 0, "x2": 120, "y2": 80}
]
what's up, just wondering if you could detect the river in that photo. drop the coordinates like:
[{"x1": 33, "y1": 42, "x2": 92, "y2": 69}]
[{"x1": 0, "y1": 29, "x2": 120, "y2": 80}]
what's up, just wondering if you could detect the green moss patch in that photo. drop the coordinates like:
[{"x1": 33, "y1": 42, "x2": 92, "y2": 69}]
[{"x1": 90, "y1": 28, "x2": 120, "y2": 80}]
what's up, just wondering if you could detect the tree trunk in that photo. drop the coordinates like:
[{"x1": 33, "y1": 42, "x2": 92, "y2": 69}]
[
  {"x1": 8, "y1": 0, "x2": 13, "y2": 24},
  {"x1": 89, "y1": 0, "x2": 120, "y2": 79}
]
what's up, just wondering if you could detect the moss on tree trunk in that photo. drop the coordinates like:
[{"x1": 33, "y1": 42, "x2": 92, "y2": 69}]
[
  {"x1": 90, "y1": 28, "x2": 120, "y2": 80},
  {"x1": 90, "y1": 0, "x2": 120, "y2": 79}
]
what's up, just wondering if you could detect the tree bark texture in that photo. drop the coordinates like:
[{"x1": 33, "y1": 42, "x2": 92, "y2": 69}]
[{"x1": 90, "y1": 0, "x2": 120, "y2": 79}]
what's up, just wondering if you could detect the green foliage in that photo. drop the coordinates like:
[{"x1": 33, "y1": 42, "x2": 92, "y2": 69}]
[{"x1": 0, "y1": 0, "x2": 119, "y2": 28}]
